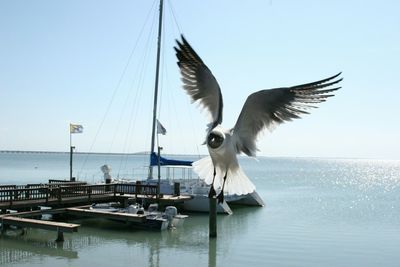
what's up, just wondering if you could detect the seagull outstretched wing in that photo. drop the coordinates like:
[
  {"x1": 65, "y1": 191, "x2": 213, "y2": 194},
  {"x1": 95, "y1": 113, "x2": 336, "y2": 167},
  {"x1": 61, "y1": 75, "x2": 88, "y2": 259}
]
[
  {"x1": 175, "y1": 35, "x2": 223, "y2": 130},
  {"x1": 233, "y1": 73, "x2": 342, "y2": 157}
]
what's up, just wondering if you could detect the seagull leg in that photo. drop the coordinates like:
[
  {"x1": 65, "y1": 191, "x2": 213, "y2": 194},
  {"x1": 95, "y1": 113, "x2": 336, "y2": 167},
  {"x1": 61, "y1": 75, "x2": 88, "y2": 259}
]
[
  {"x1": 217, "y1": 172, "x2": 227, "y2": 204},
  {"x1": 208, "y1": 167, "x2": 217, "y2": 198}
]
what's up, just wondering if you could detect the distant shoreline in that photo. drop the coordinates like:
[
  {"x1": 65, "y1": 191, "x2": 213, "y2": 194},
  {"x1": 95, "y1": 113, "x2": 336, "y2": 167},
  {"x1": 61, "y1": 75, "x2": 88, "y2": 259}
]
[
  {"x1": 0, "y1": 150, "x2": 149, "y2": 156},
  {"x1": 1, "y1": 150, "x2": 397, "y2": 161}
]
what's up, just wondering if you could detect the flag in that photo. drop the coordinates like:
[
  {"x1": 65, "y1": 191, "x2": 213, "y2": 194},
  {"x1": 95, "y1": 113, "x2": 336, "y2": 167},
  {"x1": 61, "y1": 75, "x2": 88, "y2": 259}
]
[
  {"x1": 156, "y1": 119, "x2": 166, "y2": 135},
  {"x1": 70, "y1": 123, "x2": 83, "y2": 134}
]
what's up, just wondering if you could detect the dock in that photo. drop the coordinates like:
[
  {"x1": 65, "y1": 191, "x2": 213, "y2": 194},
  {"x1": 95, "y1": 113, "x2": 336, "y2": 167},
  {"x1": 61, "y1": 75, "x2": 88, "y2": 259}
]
[
  {"x1": 0, "y1": 180, "x2": 190, "y2": 212},
  {"x1": 1, "y1": 216, "x2": 79, "y2": 233},
  {"x1": 0, "y1": 180, "x2": 191, "y2": 241},
  {"x1": 1, "y1": 216, "x2": 79, "y2": 242},
  {"x1": 0, "y1": 206, "x2": 149, "y2": 241}
]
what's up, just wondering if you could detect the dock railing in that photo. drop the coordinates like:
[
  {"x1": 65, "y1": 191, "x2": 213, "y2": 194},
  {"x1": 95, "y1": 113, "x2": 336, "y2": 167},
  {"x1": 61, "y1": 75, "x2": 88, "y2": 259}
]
[
  {"x1": 0, "y1": 183, "x2": 158, "y2": 207},
  {"x1": 0, "y1": 186, "x2": 50, "y2": 205}
]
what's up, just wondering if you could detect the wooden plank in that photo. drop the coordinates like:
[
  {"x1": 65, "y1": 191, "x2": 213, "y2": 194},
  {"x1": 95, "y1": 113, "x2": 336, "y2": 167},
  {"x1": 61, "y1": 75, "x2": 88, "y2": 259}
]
[
  {"x1": 0, "y1": 208, "x2": 66, "y2": 218},
  {"x1": 66, "y1": 207, "x2": 147, "y2": 223},
  {"x1": 1, "y1": 217, "x2": 79, "y2": 233}
]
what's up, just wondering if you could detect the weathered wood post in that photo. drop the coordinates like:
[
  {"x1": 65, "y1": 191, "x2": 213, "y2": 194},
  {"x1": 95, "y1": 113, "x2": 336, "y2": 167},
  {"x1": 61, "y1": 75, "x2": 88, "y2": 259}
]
[
  {"x1": 1, "y1": 219, "x2": 5, "y2": 234},
  {"x1": 173, "y1": 182, "x2": 180, "y2": 196},
  {"x1": 45, "y1": 187, "x2": 49, "y2": 203},
  {"x1": 57, "y1": 187, "x2": 62, "y2": 204},
  {"x1": 135, "y1": 181, "x2": 141, "y2": 198},
  {"x1": 56, "y1": 228, "x2": 64, "y2": 242},
  {"x1": 25, "y1": 185, "x2": 30, "y2": 199},
  {"x1": 87, "y1": 186, "x2": 92, "y2": 201},
  {"x1": 209, "y1": 197, "x2": 217, "y2": 238},
  {"x1": 9, "y1": 190, "x2": 13, "y2": 206}
]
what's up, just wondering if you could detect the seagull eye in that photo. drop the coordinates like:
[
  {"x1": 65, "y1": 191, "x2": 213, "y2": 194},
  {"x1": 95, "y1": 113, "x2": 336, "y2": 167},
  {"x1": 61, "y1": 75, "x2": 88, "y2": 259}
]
[{"x1": 207, "y1": 133, "x2": 224, "y2": 149}]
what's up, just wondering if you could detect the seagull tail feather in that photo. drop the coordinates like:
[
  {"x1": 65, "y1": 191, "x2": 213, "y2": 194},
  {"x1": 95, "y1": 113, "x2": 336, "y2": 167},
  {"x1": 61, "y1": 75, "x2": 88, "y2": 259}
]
[
  {"x1": 225, "y1": 167, "x2": 256, "y2": 196},
  {"x1": 193, "y1": 156, "x2": 256, "y2": 196},
  {"x1": 193, "y1": 156, "x2": 215, "y2": 185}
]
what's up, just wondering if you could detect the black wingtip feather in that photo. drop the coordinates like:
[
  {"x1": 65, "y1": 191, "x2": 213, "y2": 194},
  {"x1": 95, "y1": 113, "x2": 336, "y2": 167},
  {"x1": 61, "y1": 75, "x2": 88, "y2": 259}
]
[{"x1": 292, "y1": 72, "x2": 343, "y2": 90}]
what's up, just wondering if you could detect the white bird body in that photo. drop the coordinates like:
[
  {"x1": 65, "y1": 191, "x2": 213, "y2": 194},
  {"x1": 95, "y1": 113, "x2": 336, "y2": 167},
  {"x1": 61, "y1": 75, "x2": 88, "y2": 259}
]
[
  {"x1": 193, "y1": 125, "x2": 256, "y2": 195},
  {"x1": 174, "y1": 35, "x2": 342, "y2": 200}
]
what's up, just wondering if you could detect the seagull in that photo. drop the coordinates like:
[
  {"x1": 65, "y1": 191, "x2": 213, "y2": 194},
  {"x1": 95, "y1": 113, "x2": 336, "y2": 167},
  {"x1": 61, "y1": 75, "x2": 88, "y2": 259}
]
[{"x1": 175, "y1": 35, "x2": 342, "y2": 203}]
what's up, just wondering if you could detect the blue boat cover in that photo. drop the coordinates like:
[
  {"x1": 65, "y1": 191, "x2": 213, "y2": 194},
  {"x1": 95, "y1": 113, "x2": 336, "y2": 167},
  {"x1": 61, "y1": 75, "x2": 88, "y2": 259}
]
[{"x1": 150, "y1": 152, "x2": 193, "y2": 167}]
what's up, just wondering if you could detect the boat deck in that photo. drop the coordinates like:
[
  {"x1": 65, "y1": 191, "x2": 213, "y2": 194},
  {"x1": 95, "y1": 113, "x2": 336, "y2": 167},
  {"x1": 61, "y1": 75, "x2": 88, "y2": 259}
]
[{"x1": 65, "y1": 207, "x2": 147, "y2": 223}]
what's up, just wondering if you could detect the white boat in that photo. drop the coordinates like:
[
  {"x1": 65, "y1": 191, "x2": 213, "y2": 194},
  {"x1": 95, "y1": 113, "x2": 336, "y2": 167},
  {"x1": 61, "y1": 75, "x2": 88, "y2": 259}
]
[
  {"x1": 90, "y1": 202, "x2": 120, "y2": 213},
  {"x1": 125, "y1": 203, "x2": 187, "y2": 229},
  {"x1": 90, "y1": 203, "x2": 187, "y2": 230},
  {"x1": 142, "y1": 168, "x2": 264, "y2": 215}
]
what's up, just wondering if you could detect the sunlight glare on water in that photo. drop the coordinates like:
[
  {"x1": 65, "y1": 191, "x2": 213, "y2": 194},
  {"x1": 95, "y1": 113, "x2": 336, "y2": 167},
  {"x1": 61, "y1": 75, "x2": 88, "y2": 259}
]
[{"x1": 1, "y1": 153, "x2": 400, "y2": 267}]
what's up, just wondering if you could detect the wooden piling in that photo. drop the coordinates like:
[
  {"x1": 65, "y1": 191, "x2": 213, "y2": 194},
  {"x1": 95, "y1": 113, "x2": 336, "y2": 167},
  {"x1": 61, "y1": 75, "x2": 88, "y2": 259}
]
[
  {"x1": 209, "y1": 197, "x2": 217, "y2": 238},
  {"x1": 56, "y1": 228, "x2": 64, "y2": 242},
  {"x1": 173, "y1": 182, "x2": 180, "y2": 196},
  {"x1": 1, "y1": 219, "x2": 5, "y2": 234}
]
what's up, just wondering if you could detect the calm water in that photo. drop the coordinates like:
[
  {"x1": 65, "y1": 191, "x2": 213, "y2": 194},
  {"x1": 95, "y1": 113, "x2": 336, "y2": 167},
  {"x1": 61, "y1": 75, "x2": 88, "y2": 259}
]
[{"x1": 1, "y1": 152, "x2": 400, "y2": 267}]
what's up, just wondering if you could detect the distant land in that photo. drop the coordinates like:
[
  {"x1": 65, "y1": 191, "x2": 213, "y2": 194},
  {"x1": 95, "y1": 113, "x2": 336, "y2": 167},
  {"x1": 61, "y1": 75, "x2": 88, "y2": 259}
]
[{"x1": 0, "y1": 150, "x2": 149, "y2": 155}]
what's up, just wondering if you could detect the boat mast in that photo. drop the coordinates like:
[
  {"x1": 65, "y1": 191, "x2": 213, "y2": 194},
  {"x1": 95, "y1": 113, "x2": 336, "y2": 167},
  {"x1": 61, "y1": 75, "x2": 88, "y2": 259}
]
[{"x1": 149, "y1": 0, "x2": 164, "y2": 179}]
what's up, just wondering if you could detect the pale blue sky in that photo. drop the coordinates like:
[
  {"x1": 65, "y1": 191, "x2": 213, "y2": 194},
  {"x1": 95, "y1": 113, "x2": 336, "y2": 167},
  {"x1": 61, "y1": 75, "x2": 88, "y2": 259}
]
[{"x1": 0, "y1": 0, "x2": 399, "y2": 159}]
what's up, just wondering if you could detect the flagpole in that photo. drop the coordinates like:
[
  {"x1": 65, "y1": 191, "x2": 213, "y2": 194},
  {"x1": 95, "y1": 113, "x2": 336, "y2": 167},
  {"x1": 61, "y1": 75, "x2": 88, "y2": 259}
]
[
  {"x1": 69, "y1": 123, "x2": 83, "y2": 181},
  {"x1": 69, "y1": 124, "x2": 73, "y2": 181},
  {"x1": 69, "y1": 124, "x2": 76, "y2": 181}
]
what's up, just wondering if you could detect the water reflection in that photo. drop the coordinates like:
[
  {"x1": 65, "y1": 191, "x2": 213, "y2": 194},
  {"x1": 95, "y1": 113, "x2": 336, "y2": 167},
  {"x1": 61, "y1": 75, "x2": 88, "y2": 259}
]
[
  {"x1": 0, "y1": 207, "x2": 260, "y2": 266},
  {"x1": 208, "y1": 239, "x2": 217, "y2": 267},
  {"x1": 2, "y1": 155, "x2": 400, "y2": 266},
  {"x1": 0, "y1": 234, "x2": 78, "y2": 265}
]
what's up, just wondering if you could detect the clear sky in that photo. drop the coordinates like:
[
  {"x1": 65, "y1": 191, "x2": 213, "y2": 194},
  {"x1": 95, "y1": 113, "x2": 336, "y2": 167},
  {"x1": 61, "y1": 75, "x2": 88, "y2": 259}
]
[{"x1": 1, "y1": 0, "x2": 399, "y2": 159}]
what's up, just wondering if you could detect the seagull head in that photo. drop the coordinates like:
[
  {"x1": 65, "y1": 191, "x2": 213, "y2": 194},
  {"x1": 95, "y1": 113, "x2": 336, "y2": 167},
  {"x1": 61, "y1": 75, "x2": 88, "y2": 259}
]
[{"x1": 207, "y1": 127, "x2": 226, "y2": 150}]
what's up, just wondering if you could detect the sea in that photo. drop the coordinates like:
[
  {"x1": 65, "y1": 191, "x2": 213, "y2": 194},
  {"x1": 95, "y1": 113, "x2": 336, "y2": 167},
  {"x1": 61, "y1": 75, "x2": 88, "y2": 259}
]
[{"x1": 0, "y1": 152, "x2": 399, "y2": 267}]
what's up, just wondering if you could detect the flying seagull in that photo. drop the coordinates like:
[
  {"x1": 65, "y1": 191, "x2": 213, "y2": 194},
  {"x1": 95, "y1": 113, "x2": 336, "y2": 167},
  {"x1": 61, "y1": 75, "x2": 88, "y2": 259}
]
[{"x1": 175, "y1": 35, "x2": 342, "y2": 203}]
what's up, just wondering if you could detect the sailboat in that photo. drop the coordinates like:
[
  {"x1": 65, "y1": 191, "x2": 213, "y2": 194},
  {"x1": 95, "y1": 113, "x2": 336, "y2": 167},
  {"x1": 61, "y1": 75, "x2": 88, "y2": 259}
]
[
  {"x1": 95, "y1": 0, "x2": 264, "y2": 214},
  {"x1": 139, "y1": 0, "x2": 264, "y2": 214}
]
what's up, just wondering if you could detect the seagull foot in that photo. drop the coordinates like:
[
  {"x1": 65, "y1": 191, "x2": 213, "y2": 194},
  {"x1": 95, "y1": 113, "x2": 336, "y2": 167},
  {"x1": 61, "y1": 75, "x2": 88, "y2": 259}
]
[
  {"x1": 217, "y1": 192, "x2": 224, "y2": 204},
  {"x1": 208, "y1": 186, "x2": 216, "y2": 198}
]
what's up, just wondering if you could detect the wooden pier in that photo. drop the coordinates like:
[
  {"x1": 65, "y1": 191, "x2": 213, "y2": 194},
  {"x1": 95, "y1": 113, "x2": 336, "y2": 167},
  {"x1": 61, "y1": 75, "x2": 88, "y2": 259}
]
[
  {"x1": 0, "y1": 206, "x2": 151, "y2": 241},
  {"x1": 0, "y1": 180, "x2": 191, "y2": 241},
  {"x1": 1, "y1": 216, "x2": 79, "y2": 233},
  {"x1": 1, "y1": 216, "x2": 80, "y2": 242},
  {"x1": 0, "y1": 181, "x2": 190, "y2": 212}
]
